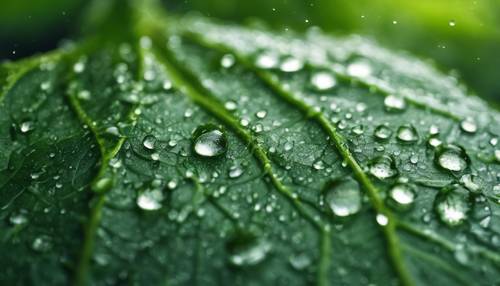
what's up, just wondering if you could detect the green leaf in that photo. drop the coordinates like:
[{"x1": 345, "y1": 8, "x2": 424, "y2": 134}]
[{"x1": 1, "y1": 2, "x2": 499, "y2": 285}]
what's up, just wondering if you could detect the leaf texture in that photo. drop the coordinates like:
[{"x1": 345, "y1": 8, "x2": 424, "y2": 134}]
[{"x1": 0, "y1": 2, "x2": 499, "y2": 286}]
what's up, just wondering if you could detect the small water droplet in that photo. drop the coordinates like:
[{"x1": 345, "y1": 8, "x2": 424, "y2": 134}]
[
  {"x1": 137, "y1": 188, "x2": 163, "y2": 211},
  {"x1": 256, "y1": 110, "x2": 267, "y2": 119},
  {"x1": 460, "y1": 118, "x2": 477, "y2": 134},
  {"x1": 193, "y1": 126, "x2": 227, "y2": 157},
  {"x1": 384, "y1": 95, "x2": 406, "y2": 112},
  {"x1": 227, "y1": 234, "x2": 271, "y2": 267},
  {"x1": 224, "y1": 100, "x2": 237, "y2": 111},
  {"x1": 351, "y1": 125, "x2": 364, "y2": 135},
  {"x1": 435, "y1": 144, "x2": 470, "y2": 172},
  {"x1": 20, "y1": 121, "x2": 33, "y2": 133},
  {"x1": 396, "y1": 124, "x2": 418, "y2": 143},
  {"x1": 229, "y1": 165, "x2": 243, "y2": 178},
  {"x1": 428, "y1": 137, "x2": 442, "y2": 147},
  {"x1": 255, "y1": 52, "x2": 279, "y2": 69},
  {"x1": 347, "y1": 61, "x2": 372, "y2": 78},
  {"x1": 389, "y1": 184, "x2": 415, "y2": 207},
  {"x1": 449, "y1": 20, "x2": 456, "y2": 27},
  {"x1": 376, "y1": 213, "x2": 389, "y2": 226},
  {"x1": 221, "y1": 54, "x2": 236, "y2": 68},
  {"x1": 374, "y1": 125, "x2": 393, "y2": 140},
  {"x1": 429, "y1": 125, "x2": 440, "y2": 135},
  {"x1": 280, "y1": 57, "x2": 303, "y2": 72},
  {"x1": 313, "y1": 160, "x2": 325, "y2": 170},
  {"x1": 289, "y1": 253, "x2": 312, "y2": 270},
  {"x1": 310, "y1": 72, "x2": 336, "y2": 91},
  {"x1": 162, "y1": 79, "x2": 173, "y2": 90},
  {"x1": 32, "y1": 235, "x2": 53, "y2": 252},
  {"x1": 9, "y1": 211, "x2": 28, "y2": 225},
  {"x1": 369, "y1": 156, "x2": 398, "y2": 179},
  {"x1": 143, "y1": 135, "x2": 156, "y2": 150},
  {"x1": 325, "y1": 178, "x2": 362, "y2": 217}
]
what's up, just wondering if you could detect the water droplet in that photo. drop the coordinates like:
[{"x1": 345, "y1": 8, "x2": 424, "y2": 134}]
[
  {"x1": 229, "y1": 165, "x2": 243, "y2": 178},
  {"x1": 220, "y1": 54, "x2": 236, "y2": 68},
  {"x1": 162, "y1": 79, "x2": 173, "y2": 90},
  {"x1": 347, "y1": 61, "x2": 372, "y2": 78},
  {"x1": 32, "y1": 235, "x2": 53, "y2": 252},
  {"x1": 9, "y1": 211, "x2": 28, "y2": 225},
  {"x1": 435, "y1": 144, "x2": 470, "y2": 172},
  {"x1": 449, "y1": 20, "x2": 456, "y2": 27},
  {"x1": 256, "y1": 110, "x2": 267, "y2": 119},
  {"x1": 255, "y1": 52, "x2": 279, "y2": 69},
  {"x1": 310, "y1": 72, "x2": 336, "y2": 91},
  {"x1": 428, "y1": 137, "x2": 442, "y2": 147},
  {"x1": 384, "y1": 95, "x2": 406, "y2": 112},
  {"x1": 289, "y1": 253, "x2": 312, "y2": 270},
  {"x1": 495, "y1": 150, "x2": 500, "y2": 162},
  {"x1": 193, "y1": 126, "x2": 227, "y2": 157},
  {"x1": 313, "y1": 160, "x2": 325, "y2": 170},
  {"x1": 435, "y1": 186, "x2": 470, "y2": 226},
  {"x1": 429, "y1": 125, "x2": 440, "y2": 135},
  {"x1": 376, "y1": 213, "x2": 389, "y2": 226},
  {"x1": 20, "y1": 121, "x2": 33, "y2": 133},
  {"x1": 369, "y1": 156, "x2": 398, "y2": 179},
  {"x1": 143, "y1": 135, "x2": 156, "y2": 150},
  {"x1": 389, "y1": 184, "x2": 415, "y2": 207},
  {"x1": 325, "y1": 178, "x2": 362, "y2": 217},
  {"x1": 184, "y1": 108, "x2": 194, "y2": 118},
  {"x1": 105, "y1": 126, "x2": 120, "y2": 137},
  {"x1": 460, "y1": 118, "x2": 477, "y2": 134},
  {"x1": 396, "y1": 124, "x2": 418, "y2": 143},
  {"x1": 227, "y1": 234, "x2": 271, "y2": 267},
  {"x1": 224, "y1": 100, "x2": 237, "y2": 111},
  {"x1": 73, "y1": 61, "x2": 85, "y2": 73},
  {"x1": 374, "y1": 125, "x2": 392, "y2": 140},
  {"x1": 351, "y1": 125, "x2": 364, "y2": 135},
  {"x1": 137, "y1": 188, "x2": 163, "y2": 211},
  {"x1": 280, "y1": 57, "x2": 303, "y2": 72}
]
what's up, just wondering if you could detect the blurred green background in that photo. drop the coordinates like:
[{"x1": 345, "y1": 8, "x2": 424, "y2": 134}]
[{"x1": 1, "y1": 0, "x2": 499, "y2": 102}]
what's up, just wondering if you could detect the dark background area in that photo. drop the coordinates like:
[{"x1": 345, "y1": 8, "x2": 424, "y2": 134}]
[{"x1": 1, "y1": 0, "x2": 499, "y2": 102}]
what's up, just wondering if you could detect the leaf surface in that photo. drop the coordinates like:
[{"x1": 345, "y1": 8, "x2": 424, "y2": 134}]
[{"x1": 1, "y1": 2, "x2": 499, "y2": 286}]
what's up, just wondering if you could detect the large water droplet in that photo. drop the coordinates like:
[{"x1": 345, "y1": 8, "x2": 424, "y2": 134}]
[
  {"x1": 369, "y1": 156, "x2": 398, "y2": 179},
  {"x1": 325, "y1": 178, "x2": 362, "y2": 217},
  {"x1": 384, "y1": 95, "x2": 406, "y2": 112},
  {"x1": 435, "y1": 144, "x2": 470, "y2": 172},
  {"x1": 137, "y1": 188, "x2": 164, "y2": 211},
  {"x1": 435, "y1": 185, "x2": 470, "y2": 226},
  {"x1": 193, "y1": 126, "x2": 227, "y2": 157},
  {"x1": 143, "y1": 135, "x2": 156, "y2": 150},
  {"x1": 227, "y1": 234, "x2": 271, "y2": 267},
  {"x1": 310, "y1": 71, "x2": 336, "y2": 91},
  {"x1": 374, "y1": 125, "x2": 393, "y2": 141},
  {"x1": 396, "y1": 125, "x2": 418, "y2": 143}
]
